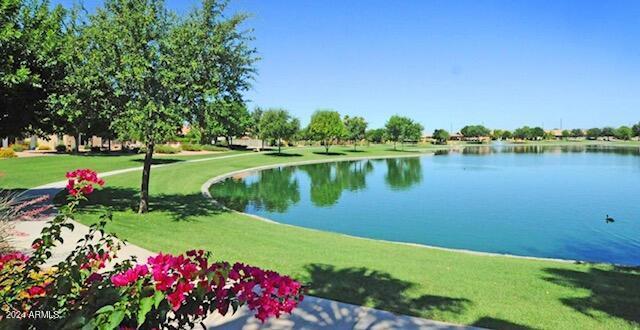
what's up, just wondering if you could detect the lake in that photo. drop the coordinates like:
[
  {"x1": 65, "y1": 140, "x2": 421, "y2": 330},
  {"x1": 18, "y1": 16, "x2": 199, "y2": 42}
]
[{"x1": 210, "y1": 145, "x2": 640, "y2": 265}]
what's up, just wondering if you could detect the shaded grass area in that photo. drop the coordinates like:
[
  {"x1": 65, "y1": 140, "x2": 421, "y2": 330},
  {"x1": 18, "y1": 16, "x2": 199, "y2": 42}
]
[{"x1": 7, "y1": 144, "x2": 640, "y2": 328}]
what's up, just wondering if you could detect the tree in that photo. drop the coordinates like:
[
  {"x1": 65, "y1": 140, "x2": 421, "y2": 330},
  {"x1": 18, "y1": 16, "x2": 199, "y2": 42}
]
[
  {"x1": 432, "y1": 129, "x2": 450, "y2": 144},
  {"x1": 614, "y1": 126, "x2": 633, "y2": 140},
  {"x1": 513, "y1": 126, "x2": 532, "y2": 140},
  {"x1": 570, "y1": 129, "x2": 584, "y2": 138},
  {"x1": 343, "y1": 116, "x2": 367, "y2": 150},
  {"x1": 601, "y1": 127, "x2": 615, "y2": 137},
  {"x1": 501, "y1": 130, "x2": 513, "y2": 140},
  {"x1": 169, "y1": 0, "x2": 257, "y2": 145},
  {"x1": 1, "y1": 0, "x2": 67, "y2": 138},
  {"x1": 562, "y1": 130, "x2": 571, "y2": 139},
  {"x1": 308, "y1": 110, "x2": 344, "y2": 154},
  {"x1": 258, "y1": 109, "x2": 299, "y2": 153},
  {"x1": 633, "y1": 122, "x2": 640, "y2": 137},
  {"x1": 586, "y1": 128, "x2": 602, "y2": 140},
  {"x1": 365, "y1": 128, "x2": 385, "y2": 144},
  {"x1": 460, "y1": 125, "x2": 490, "y2": 139},
  {"x1": 384, "y1": 115, "x2": 423, "y2": 150},
  {"x1": 491, "y1": 129, "x2": 504, "y2": 140}
]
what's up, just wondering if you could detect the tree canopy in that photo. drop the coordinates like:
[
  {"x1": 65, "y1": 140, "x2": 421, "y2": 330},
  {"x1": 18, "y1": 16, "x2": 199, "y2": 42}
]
[
  {"x1": 432, "y1": 129, "x2": 450, "y2": 144},
  {"x1": 460, "y1": 125, "x2": 490, "y2": 138},
  {"x1": 343, "y1": 116, "x2": 367, "y2": 150},
  {"x1": 258, "y1": 109, "x2": 299, "y2": 153},
  {"x1": 308, "y1": 110, "x2": 344, "y2": 154},
  {"x1": 384, "y1": 115, "x2": 423, "y2": 150}
]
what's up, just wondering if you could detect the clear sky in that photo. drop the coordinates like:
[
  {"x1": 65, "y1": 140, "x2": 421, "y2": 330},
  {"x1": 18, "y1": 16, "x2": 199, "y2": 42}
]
[{"x1": 53, "y1": 0, "x2": 640, "y2": 132}]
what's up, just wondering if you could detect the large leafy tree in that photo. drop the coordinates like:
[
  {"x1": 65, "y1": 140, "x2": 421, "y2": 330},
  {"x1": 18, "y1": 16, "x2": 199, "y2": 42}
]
[
  {"x1": 365, "y1": 128, "x2": 385, "y2": 144},
  {"x1": 75, "y1": 0, "x2": 189, "y2": 213},
  {"x1": 258, "y1": 109, "x2": 299, "y2": 153},
  {"x1": 169, "y1": 0, "x2": 257, "y2": 145},
  {"x1": 614, "y1": 126, "x2": 633, "y2": 140},
  {"x1": 384, "y1": 115, "x2": 423, "y2": 150},
  {"x1": 343, "y1": 115, "x2": 367, "y2": 150},
  {"x1": 308, "y1": 110, "x2": 344, "y2": 154},
  {"x1": 0, "y1": 0, "x2": 67, "y2": 139},
  {"x1": 460, "y1": 125, "x2": 491, "y2": 139}
]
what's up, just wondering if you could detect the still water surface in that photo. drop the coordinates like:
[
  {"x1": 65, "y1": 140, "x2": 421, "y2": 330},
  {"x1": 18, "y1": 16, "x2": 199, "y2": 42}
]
[{"x1": 210, "y1": 145, "x2": 640, "y2": 265}]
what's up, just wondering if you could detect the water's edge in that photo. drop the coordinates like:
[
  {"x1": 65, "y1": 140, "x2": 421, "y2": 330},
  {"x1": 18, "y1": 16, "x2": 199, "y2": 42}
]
[{"x1": 199, "y1": 153, "x2": 587, "y2": 265}]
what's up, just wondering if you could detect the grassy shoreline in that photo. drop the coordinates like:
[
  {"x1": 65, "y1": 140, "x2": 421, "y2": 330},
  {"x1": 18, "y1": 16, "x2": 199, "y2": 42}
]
[{"x1": 3, "y1": 143, "x2": 640, "y2": 328}]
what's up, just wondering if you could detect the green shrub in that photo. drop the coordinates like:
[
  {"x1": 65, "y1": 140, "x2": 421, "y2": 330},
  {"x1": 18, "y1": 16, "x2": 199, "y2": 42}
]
[
  {"x1": 55, "y1": 144, "x2": 67, "y2": 153},
  {"x1": 0, "y1": 148, "x2": 17, "y2": 158},
  {"x1": 180, "y1": 143, "x2": 203, "y2": 151},
  {"x1": 201, "y1": 144, "x2": 228, "y2": 152},
  {"x1": 10, "y1": 144, "x2": 25, "y2": 152},
  {"x1": 154, "y1": 144, "x2": 181, "y2": 154},
  {"x1": 36, "y1": 144, "x2": 51, "y2": 151}
]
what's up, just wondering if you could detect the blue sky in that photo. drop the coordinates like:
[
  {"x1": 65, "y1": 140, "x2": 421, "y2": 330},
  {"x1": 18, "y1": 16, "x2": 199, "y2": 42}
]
[{"x1": 54, "y1": 0, "x2": 640, "y2": 132}]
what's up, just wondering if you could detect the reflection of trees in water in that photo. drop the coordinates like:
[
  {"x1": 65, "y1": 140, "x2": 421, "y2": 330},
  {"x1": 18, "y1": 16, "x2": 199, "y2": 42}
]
[
  {"x1": 456, "y1": 145, "x2": 640, "y2": 155},
  {"x1": 384, "y1": 157, "x2": 423, "y2": 190},
  {"x1": 211, "y1": 167, "x2": 300, "y2": 213},
  {"x1": 301, "y1": 160, "x2": 374, "y2": 207}
]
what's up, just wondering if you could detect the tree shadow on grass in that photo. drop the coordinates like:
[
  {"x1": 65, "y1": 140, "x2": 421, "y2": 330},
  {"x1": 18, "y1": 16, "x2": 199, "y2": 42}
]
[
  {"x1": 130, "y1": 158, "x2": 185, "y2": 165},
  {"x1": 343, "y1": 149, "x2": 367, "y2": 153},
  {"x1": 472, "y1": 317, "x2": 537, "y2": 330},
  {"x1": 542, "y1": 266, "x2": 640, "y2": 325},
  {"x1": 383, "y1": 148, "x2": 420, "y2": 153},
  {"x1": 59, "y1": 187, "x2": 226, "y2": 222},
  {"x1": 264, "y1": 152, "x2": 303, "y2": 157},
  {"x1": 311, "y1": 151, "x2": 346, "y2": 156},
  {"x1": 302, "y1": 264, "x2": 471, "y2": 318}
]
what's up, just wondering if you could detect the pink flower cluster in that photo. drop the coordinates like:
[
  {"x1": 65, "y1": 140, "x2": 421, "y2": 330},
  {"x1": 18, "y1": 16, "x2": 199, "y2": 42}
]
[
  {"x1": 229, "y1": 263, "x2": 304, "y2": 322},
  {"x1": 0, "y1": 251, "x2": 29, "y2": 270},
  {"x1": 109, "y1": 250, "x2": 304, "y2": 321},
  {"x1": 65, "y1": 169, "x2": 105, "y2": 196},
  {"x1": 111, "y1": 264, "x2": 149, "y2": 287}
]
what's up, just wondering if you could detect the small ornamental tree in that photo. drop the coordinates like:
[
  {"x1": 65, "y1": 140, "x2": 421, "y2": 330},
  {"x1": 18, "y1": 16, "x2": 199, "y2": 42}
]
[
  {"x1": 384, "y1": 115, "x2": 423, "y2": 150},
  {"x1": 0, "y1": 169, "x2": 304, "y2": 329},
  {"x1": 343, "y1": 116, "x2": 368, "y2": 150},
  {"x1": 308, "y1": 110, "x2": 345, "y2": 154},
  {"x1": 432, "y1": 129, "x2": 450, "y2": 144},
  {"x1": 259, "y1": 109, "x2": 299, "y2": 153}
]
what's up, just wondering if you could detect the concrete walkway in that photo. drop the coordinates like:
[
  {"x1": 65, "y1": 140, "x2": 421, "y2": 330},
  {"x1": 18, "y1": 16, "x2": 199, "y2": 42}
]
[{"x1": 10, "y1": 155, "x2": 480, "y2": 330}]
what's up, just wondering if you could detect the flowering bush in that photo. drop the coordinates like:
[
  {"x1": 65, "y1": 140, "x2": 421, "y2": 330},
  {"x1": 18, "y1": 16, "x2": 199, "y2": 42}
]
[{"x1": 0, "y1": 169, "x2": 304, "y2": 329}]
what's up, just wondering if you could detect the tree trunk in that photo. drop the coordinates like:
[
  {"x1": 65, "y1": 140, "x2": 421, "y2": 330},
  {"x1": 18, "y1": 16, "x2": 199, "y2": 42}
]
[
  {"x1": 325, "y1": 140, "x2": 329, "y2": 154},
  {"x1": 354, "y1": 141, "x2": 357, "y2": 151},
  {"x1": 108, "y1": 139, "x2": 111, "y2": 151},
  {"x1": 138, "y1": 142, "x2": 154, "y2": 214},
  {"x1": 278, "y1": 138, "x2": 281, "y2": 153},
  {"x1": 393, "y1": 141, "x2": 397, "y2": 150},
  {"x1": 75, "y1": 133, "x2": 81, "y2": 153}
]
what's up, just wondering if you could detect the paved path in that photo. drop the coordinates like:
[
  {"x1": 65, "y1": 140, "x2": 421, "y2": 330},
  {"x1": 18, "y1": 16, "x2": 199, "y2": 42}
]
[{"x1": 11, "y1": 154, "x2": 480, "y2": 330}]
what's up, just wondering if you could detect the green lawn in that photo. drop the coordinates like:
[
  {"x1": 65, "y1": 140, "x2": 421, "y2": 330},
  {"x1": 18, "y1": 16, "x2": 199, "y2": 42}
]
[
  {"x1": 3, "y1": 144, "x2": 639, "y2": 329},
  {"x1": 0, "y1": 151, "x2": 242, "y2": 189}
]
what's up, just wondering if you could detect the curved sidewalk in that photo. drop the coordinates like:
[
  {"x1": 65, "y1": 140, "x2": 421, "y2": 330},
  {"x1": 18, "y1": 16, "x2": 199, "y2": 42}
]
[{"x1": 11, "y1": 155, "x2": 480, "y2": 330}]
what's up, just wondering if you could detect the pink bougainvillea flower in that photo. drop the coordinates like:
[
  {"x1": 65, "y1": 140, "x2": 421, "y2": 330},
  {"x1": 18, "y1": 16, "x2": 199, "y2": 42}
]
[
  {"x1": 110, "y1": 264, "x2": 149, "y2": 287},
  {"x1": 65, "y1": 169, "x2": 105, "y2": 196}
]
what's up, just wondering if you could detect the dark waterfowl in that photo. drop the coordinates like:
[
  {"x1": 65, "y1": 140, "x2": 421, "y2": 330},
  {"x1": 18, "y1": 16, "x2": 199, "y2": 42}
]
[{"x1": 605, "y1": 214, "x2": 615, "y2": 223}]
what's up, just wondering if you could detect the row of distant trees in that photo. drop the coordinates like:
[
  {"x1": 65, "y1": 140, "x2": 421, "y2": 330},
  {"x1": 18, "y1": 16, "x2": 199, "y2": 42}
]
[
  {"x1": 429, "y1": 123, "x2": 640, "y2": 144},
  {"x1": 250, "y1": 109, "x2": 423, "y2": 154}
]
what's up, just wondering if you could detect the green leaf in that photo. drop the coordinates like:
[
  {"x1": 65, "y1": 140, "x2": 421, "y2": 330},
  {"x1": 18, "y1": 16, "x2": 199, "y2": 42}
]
[
  {"x1": 137, "y1": 296, "x2": 154, "y2": 326},
  {"x1": 95, "y1": 305, "x2": 114, "y2": 314},
  {"x1": 153, "y1": 290, "x2": 164, "y2": 308},
  {"x1": 104, "y1": 310, "x2": 124, "y2": 330}
]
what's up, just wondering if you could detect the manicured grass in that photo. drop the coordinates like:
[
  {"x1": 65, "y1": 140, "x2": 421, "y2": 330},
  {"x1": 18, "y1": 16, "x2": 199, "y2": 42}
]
[
  {"x1": 6, "y1": 144, "x2": 640, "y2": 328},
  {"x1": 0, "y1": 151, "x2": 240, "y2": 189}
]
